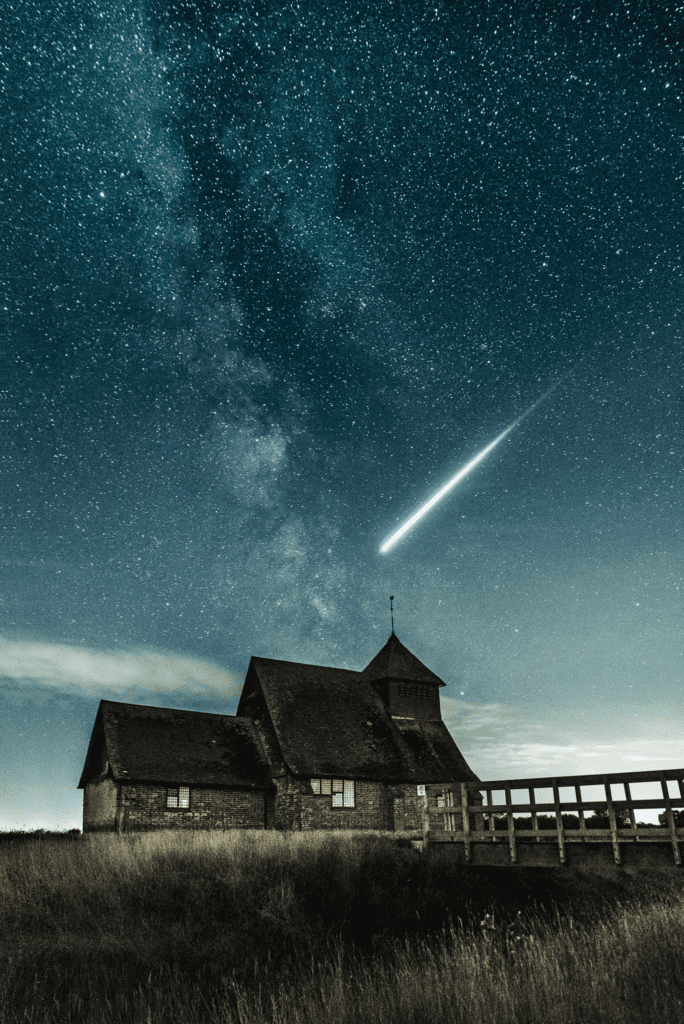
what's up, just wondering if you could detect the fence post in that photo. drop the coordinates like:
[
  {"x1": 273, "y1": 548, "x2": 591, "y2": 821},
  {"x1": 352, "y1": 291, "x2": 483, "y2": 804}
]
[
  {"x1": 529, "y1": 787, "x2": 540, "y2": 843},
  {"x1": 552, "y1": 780, "x2": 566, "y2": 865},
  {"x1": 504, "y1": 784, "x2": 516, "y2": 864},
  {"x1": 659, "y1": 772, "x2": 681, "y2": 867},
  {"x1": 603, "y1": 777, "x2": 621, "y2": 866},
  {"x1": 460, "y1": 782, "x2": 471, "y2": 863},
  {"x1": 486, "y1": 788, "x2": 495, "y2": 837},
  {"x1": 623, "y1": 781, "x2": 638, "y2": 838},
  {"x1": 575, "y1": 784, "x2": 587, "y2": 843}
]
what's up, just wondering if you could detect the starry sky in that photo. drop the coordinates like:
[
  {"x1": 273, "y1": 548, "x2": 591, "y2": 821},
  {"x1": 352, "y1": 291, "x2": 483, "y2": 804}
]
[{"x1": 2, "y1": 0, "x2": 684, "y2": 830}]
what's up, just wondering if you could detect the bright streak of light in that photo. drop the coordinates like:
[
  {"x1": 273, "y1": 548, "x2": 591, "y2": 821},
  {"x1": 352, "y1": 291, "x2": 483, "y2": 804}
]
[
  {"x1": 379, "y1": 424, "x2": 516, "y2": 553},
  {"x1": 379, "y1": 374, "x2": 572, "y2": 554}
]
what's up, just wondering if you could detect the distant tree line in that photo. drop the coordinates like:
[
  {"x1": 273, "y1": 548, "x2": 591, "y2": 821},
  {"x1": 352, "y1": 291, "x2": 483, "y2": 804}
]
[
  {"x1": 485, "y1": 807, "x2": 670, "y2": 831},
  {"x1": 0, "y1": 828, "x2": 82, "y2": 844}
]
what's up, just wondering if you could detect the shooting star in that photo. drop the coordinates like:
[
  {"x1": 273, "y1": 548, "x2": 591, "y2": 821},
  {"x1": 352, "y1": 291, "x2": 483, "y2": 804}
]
[{"x1": 379, "y1": 372, "x2": 573, "y2": 554}]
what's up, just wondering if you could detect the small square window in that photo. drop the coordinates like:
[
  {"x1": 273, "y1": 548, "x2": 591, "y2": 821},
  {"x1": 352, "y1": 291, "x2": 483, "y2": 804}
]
[
  {"x1": 167, "y1": 787, "x2": 190, "y2": 809},
  {"x1": 314, "y1": 778, "x2": 356, "y2": 808}
]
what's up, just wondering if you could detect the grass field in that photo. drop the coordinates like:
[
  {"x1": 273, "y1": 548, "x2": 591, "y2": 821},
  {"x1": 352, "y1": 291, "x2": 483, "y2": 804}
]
[{"x1": 2, "y1": 829, "x2": 683, "y2": 1023}]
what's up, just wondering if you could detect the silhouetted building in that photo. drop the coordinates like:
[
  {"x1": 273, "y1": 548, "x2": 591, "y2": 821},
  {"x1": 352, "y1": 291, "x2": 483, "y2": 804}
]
[{"x1": 78, "y1": 634, "x2": 481, "y2": 833}]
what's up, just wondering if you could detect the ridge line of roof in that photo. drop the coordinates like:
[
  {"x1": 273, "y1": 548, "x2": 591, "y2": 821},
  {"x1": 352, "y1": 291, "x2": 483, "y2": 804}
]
[
  {"x1": 100, "y1": 700, "x2": 240, "y2": 719},
  {"x1": 251, "y1": 656, "x2": 360, "y2": 672}
]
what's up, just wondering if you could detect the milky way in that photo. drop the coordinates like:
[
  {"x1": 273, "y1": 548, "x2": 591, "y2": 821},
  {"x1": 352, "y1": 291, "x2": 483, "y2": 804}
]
[{"x1": 3, "y1": 1, "x2": 684, "y2": 827}]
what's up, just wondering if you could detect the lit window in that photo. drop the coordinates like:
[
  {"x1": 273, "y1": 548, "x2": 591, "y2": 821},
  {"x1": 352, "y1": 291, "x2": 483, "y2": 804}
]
[
  {"x1": 166, "y1": 787, "x2": 190, "y2": 809},
  {"x1": 310, "y1": 778, "x2": 355, "y2": 808}
]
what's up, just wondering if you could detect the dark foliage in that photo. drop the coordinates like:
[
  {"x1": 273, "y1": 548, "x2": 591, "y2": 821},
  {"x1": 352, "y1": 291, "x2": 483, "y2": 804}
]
[{"x1": 0, "y1": 829, "x2": 82, "y2": 844}]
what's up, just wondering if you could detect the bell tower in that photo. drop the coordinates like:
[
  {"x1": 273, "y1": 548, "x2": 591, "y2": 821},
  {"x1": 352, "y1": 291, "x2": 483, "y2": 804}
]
[{"x1": 359, "y1": 633, "x2": 446, "y2": 721}]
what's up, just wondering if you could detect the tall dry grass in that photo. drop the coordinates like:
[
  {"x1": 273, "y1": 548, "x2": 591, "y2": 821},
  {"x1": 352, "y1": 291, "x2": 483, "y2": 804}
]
[{"x1": 1, "y1": 829, "x2": 682, "y2": 1024}]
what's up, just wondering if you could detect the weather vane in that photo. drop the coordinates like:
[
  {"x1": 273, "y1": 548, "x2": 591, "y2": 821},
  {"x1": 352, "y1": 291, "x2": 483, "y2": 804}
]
[{"x1": 390, "y1": 595, "x2": 394, "y2": 635}]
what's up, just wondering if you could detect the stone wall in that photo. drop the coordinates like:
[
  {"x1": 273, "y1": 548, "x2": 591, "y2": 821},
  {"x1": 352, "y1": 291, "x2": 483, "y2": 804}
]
[
  {"x1": 391, "y1": 783, "x2": 424, "y2": 831},
  {"x1": 298, "y1": 779, "x2": 394, "y2": 830},
  {"x1": 82, "y1": 775, "x2": 484, "y2": 834},
  {"x1": 293, "y1": 779, "x2": 442, "y2": 832},
  {"x1": 83, "y1": 776, "x2": 118, "y2": 831},
  {"x1": 424, "y1": 784, "x2": 485, "y2": 833},
  {"x1": 119, "y1": 784, "x2": 268, "y2": 832},
  {"x1": 274, "y1": 778, "x2": 482, "y2": 833}
]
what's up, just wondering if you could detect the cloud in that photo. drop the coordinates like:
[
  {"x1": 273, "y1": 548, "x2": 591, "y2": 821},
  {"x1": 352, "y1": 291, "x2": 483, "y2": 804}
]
[
  {"x1": 443, "y1": 696, "x2": 684, "y2": 781},
  {"x1": 0, "y1": 639, "x2": 242, "y2": 706}
]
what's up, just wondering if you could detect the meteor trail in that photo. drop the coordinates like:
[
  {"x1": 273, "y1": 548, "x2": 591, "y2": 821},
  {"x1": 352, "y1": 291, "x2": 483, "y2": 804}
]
[{"x1": 379, "y1": 372, "x2": 572, "y2": 554}]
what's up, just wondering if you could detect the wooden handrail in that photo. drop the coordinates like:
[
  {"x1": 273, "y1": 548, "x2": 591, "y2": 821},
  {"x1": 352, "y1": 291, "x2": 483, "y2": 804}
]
[
  {"x1": 424, "y1": 768, "x2": 684, "y2": 866},
  {"x1": 462, "y1": 767, "x2": 684, "y2": 790}
]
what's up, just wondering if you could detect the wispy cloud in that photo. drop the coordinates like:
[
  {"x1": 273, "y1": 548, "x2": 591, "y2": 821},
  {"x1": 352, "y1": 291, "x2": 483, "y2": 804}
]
[
  {"x1": 443, "y1": 696, "x2": 684, "y2": 780},
  {"x1": 0, "y1": 639, "x2": 242, "y2": 706}
]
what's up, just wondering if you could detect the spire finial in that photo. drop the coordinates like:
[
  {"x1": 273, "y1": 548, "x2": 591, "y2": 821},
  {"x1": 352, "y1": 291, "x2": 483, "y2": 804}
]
[{"x1": 390, "y1": 595, "x2": 395, "y2": 635}]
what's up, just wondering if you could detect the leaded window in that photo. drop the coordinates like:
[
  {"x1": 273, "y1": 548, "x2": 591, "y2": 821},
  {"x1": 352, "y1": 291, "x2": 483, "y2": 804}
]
[
  {"x1": 166, "y1": 786, "x2": 190, "y2": 809},
  {"x1": 310, "y1": 778, "x2": 355, "y2": 807}
]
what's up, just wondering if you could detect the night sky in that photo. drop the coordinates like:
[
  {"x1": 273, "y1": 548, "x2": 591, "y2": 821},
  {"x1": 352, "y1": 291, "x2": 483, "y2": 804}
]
[{"x1": 3, "y1": 0, "x2": 684, "y2": 830}]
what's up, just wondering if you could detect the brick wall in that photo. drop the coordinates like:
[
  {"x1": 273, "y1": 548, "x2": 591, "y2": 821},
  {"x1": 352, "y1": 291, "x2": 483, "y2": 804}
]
[
  {"x1": 120, "y1": 784, "x2": 268, "y2": 832},
  {"x1": 423, "y1": 784, "x2": 485, "y2": 833},
  {"x1": 276, "y1": 778, "x2": 481, "y2": 833},
  {"x1": 267, "y1": 773, "x2": 301, "y2": 830},
  {"x1": 299, "y1": 779, "x2": 394, "y2": 830},
  {"x1": 83, "y1": 776, "x2": 118, "y2": 831},
  {"x1": 391, "y1": 784, "x2": 424, "y2": 831}
]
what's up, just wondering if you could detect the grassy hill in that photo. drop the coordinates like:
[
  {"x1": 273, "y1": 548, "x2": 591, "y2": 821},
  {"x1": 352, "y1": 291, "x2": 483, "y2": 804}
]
[{"x1": 1, "y1": 829, "x2": 683, "y2": 1023}]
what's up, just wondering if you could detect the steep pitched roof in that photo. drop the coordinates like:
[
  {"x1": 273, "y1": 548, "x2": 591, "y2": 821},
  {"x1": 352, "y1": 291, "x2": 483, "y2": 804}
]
[
  {"x1": 393, "y1": 718, "x2": 480, "y2": 783},
  {"x1": 78, "y1": 700, "x2": 273, "y2": 789},
  {"x1": 246, "y1": 652, "x2": 478, "y2": 783},
  {"x1": 359, "y1": 633, "x2": 446, "y2": 687}
]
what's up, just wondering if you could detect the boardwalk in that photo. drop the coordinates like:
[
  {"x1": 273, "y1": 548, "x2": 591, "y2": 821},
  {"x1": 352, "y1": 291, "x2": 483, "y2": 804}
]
[{"x1": 425, "y1": 768, "x2": 684, "y2": 868}]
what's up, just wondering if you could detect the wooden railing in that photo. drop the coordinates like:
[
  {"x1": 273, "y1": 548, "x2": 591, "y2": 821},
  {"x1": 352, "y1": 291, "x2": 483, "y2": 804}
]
[{"x1": 426, "y1": 768, "x2": 684, "y2": 867}]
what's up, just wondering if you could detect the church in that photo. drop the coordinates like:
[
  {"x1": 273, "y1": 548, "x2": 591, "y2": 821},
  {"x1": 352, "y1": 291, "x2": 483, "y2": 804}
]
[{"x1": 78, "y1": 633, "x2": 482, "y2": 834}]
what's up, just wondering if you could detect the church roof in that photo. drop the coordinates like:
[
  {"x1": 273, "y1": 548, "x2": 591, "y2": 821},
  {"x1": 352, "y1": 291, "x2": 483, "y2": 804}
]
[
  {"x1": 78, "y1": 700, "x2": 273, "y2": 789},
  {"x1": 246, "y1": 651, "x2": 477, "y2": 783},
  {"x1": 358, "y1": 632, "x2": 446, "y2": 686},
  {"x1": 79, "y1": 637, "x2": 480, "y2": 793}
]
